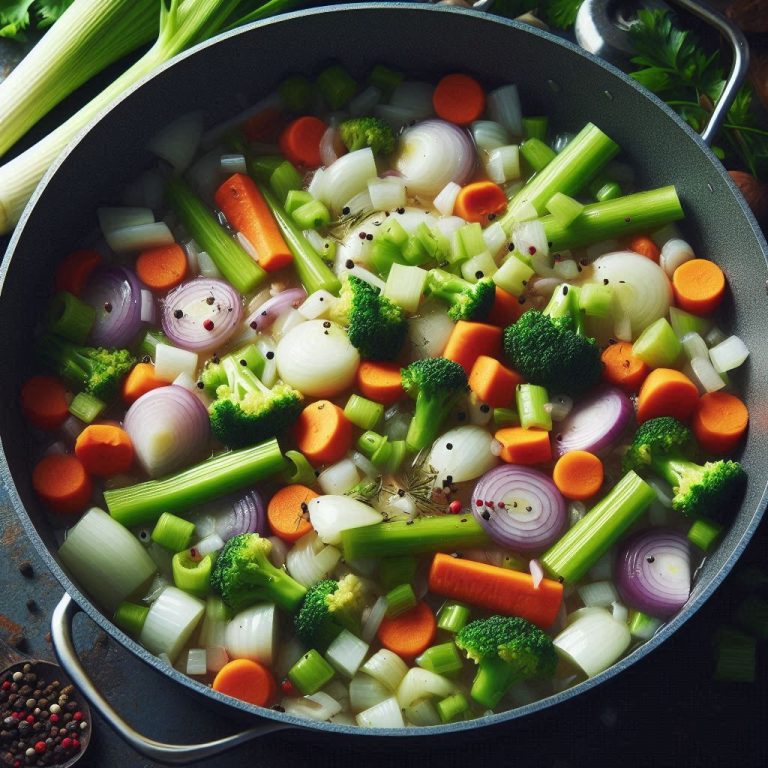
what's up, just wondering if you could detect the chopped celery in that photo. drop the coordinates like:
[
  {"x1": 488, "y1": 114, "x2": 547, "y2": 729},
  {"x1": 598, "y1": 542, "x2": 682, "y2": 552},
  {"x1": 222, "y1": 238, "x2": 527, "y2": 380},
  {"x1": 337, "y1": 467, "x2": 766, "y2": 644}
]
[
  {"x1": 688, "y1": 518, "x2": 723, "y2": 552},
  {"x1": 516, "y1": 383, "x2": 552, "y2": 430},
  {"x1": 590, "y1": 178, "x2": 622, "y2": 201},
  {"x1": 370, "y1": 239, "x2": 404, "y2": 277},
  {"x1": 289, "y1": 649, "x2": 336, "y2": 694},
  {"x1": 382, "y1": 263, "x2": 428, "y2": 313},
  {"x1": 385, "y1": 584, "x2": 418, "y2": 617},
  {"x1": 436, "y1": 693, "x2": 470, "y2": 723},
  {"x1": 172, "y1": 551, "x2": 213, "y2": 597},
  {"x1": 68, "y1": 391, "x2": 106, "y2": 424},
  {"x1": 437, "y1": 602, "x2": 470, "y2": 633},
  {"x1": 281, "y1": 450, "x2": 316, "y2": 486},
  {"x1": 522, "y1": 116, "x2": 548, "y2": 141},
  {"x1": 139, "y1": 328, "x2": 169, "y2": 359},
  {"x1": 344, "y1": 394, "x2": 384, "y2": 431},
  {"x1": 493, "y1": 407, "x2": 520, "y2": 428},
  {"x1": 416, "y1": 643, "x2": 464, "y2": 676},
  {"x1": 669, "y1": 306, "x2": 712, "y2": 339},
  {"x1": 317, "y1": 64, "x2": 357, "y2": 109},
  {"x1": 460, "y1": 252, "x2": 498, "y2": 282},
  {"x1": 248, "y1": 155, "x2": 284, "y2": 181},
  {"x1": 47, "y1": 292, "x2": 96, "y2": 344},
  {"x1": 285, "y1": 189, "x2": 315, "y2": 214},
  {"x1": 113, "y1": 602, "x2": 150, "y2": 637},
  {"x1": 293, "y1": 199, "x2": 331, "y2": 230},
  {"x1": 520, "y1": 137, "x2": 555, "y2": 173},
  {"x1": 492, "y1": 254, "x2": 535, "y2": 296},
  {"x1": 632, "y1": 318, "x2": 682, "y2": 368},
  {"x1": 151, "y1": 512, "x2": 195, "y2": 553},
  {"x1": 629, "y1": 611, "x2": 663, "y2": 641},
  {"x1": 380, "y1": 218, "x2": 409, "y2": 247},
  {"x1": 270, "y1": 160, "x2": 303, "y2": 204},
  {"x1": 379, "y1": 557, "x2": 418, "y2": 592},
  {"x1": 546, "y1": 192, "x2": 584, "y2": 227},
  {"x1": 579, "y1": 283, "x2": 613, "y2": 318},
  {"x1": 458, "y1": 223, "x2": 487, "y2": 259}
]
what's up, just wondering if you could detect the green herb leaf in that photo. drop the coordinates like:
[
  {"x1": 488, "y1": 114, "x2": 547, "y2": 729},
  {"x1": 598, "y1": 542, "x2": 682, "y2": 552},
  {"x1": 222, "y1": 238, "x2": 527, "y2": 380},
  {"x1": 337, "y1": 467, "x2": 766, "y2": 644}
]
[
  {"x1": 0, "y1": 0, "x2": 36, "y2": 40},
  {"x1": 36, "y1": 0, "x2": 75, "y2": 29},
  {"x1": 542, "y1": 0, "x2": 584, "y2": 30}
]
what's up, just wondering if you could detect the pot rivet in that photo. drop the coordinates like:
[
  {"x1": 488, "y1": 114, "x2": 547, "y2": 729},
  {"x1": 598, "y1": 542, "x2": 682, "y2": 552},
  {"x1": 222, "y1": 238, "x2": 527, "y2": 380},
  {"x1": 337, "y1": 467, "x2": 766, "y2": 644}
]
[
  {"x1": 604, "y1": 90, "x2": 613, "y2": 100},
  {"x1": 707, "y1": 183, "x2": 714, "y2": 193}
]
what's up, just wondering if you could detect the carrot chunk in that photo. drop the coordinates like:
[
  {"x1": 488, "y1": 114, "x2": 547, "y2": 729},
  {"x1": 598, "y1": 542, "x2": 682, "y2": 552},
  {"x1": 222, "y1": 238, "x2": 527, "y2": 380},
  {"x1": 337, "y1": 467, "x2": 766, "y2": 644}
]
[
  {"x1": 601, "y1": 342, "x2": 650, "y2": 392},
  {"x1": 442, "y1": 320, "x2": 502, "y2": 374},
  {"x1": 468, "y1": 355, "x2": 523, "y2": 407},
  {"x1": 294, "y1": 400, "x2": 353, "y2": 465},
  {"x1": 122, "y1": 363, "x2": 169, "y2": 404},
  {"x1": 21, "y1": 375, "x2": 70, "y2": 431},
  {"x1": 432, "y1": 73, "x2": 486, "y2": 126},
  {"x1": 494, "y1": 426, "x2": 552, "y2": 464},
  {"x1": 355, "y1": 361, "x2": 404, "y2": 405},
  {"x1": 552, "y1": 451, "x2": 604, "y2": 500},
  {"x1": 32, "y1": 454, "x2": 92, "y2": 515},
  {"x1": 267, "y1": 484, "x2": 317, "y2": 542},
  {"x1": 279, "y1": 116, "x2": 327, "y2": 168},
  {"x1": 136, "y1": 243, "x2": 188, "y2": 293},
  {"x1": 75, "y1": 424, "x2": 134, "y2": 477},
  {"x1": 486, "y1": 286, "x2": 525, "y2": 327},
  {"x1": 377, "y1": 602, "x2": 437, "y2": 660},
  {"x1": 54, "y1": 249, "x2": 102, "y2": 297},
  {"x1": 212, "y1": 659, "x2": 276, "y2": 707},
  {"x1": 672, "y1": 259, "x2": 726, "y2": 315},
  {"x1": 626, "y1": 235, "x2": 661, "y2": 263},
  {"x1": 453, "y1": 181, "x2": 507, "y2": 225},
  {"x1": 636, "y1": 367, "x2": 699, "y2": 423},
  {"x1": 692, "y1": 391, "x2": 749, "y2": 454}
]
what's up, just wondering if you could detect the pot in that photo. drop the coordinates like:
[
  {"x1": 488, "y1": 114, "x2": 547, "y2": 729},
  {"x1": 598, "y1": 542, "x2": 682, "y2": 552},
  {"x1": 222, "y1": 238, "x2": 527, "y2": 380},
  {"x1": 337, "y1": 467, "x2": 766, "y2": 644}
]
[{"x1": 1, "y1": 2, "x2": 767, "y2": 763}]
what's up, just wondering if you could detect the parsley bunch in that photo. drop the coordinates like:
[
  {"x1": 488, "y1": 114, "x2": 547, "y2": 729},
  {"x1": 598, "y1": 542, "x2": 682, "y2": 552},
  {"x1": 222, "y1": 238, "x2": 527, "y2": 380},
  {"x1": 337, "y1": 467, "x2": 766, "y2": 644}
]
[{"x1": 0, "y1": 1, "x2": 75, "y2": 40}]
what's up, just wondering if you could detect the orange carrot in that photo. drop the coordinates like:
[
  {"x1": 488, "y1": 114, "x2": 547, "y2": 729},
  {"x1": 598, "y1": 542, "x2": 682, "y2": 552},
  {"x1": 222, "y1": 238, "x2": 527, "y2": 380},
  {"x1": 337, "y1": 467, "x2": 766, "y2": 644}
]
[
  {"x1": 442, "y1": 320, "x2": 502, "y2": 374},
  {"x1": 636, "y1": 367, "x2": 699, "y2": 423},
  {"x1": 294, "y1": 400, "x2": 353, "y2": 465},
  {"x1": 32, "y1": 454, "x2": 92, "y2": 515},
  {"x1": 21, "y1": 375, "x2": 70, "y2": 431},
  {"x1": 355, "y1": 361, "x2": 404, "y2": 405},
  {"x1": 54, "y1": 249, "x2": 102, "y2": 297},
  {"x1": 486, "y1": 286, "x2": 525, "y2": 327},
  {"x1": 267, "y1": 483, "x2": 317, "y2": 542},
  {"x1": 601, "y1": 342, "x2": 650, "y2": 392},
  {"x1": 428, "y1": 553, "x2": 563, "y2": 628},
  {"x1": 279, "y1": 116, "x2": 327, "y2": 168},
  {"x1": 432, "y1": 73, "x2": 486, "y2": 126},
  {"x1": 74, "y1": 424, "x2": 134, "y2": 477},
  {"x1": 626, "y1": 235, "x2": 661, "y2": 263},
  {"x1": 672, "y1": 259, "x2": 726, "y2": 315},
  {"x1": 212, "y1": 658, "x2": 276, "y2": 707},
  {"x1": 135, "y1": 243, "x2": 188, "y2": 293},
  {"x1": 494, "y1": 426, "x2": 552, "y2": 464},
  {"x1": 692, "y1": 391, "x2": 749, "y2": 455},
  {"x1": 214, "y1": 173, "x2": 293, "y2": 272},
  {"x1": 453, "y1": 181, "x2": 507, "y2": 225},
  {"x1": 468, "y1": 355, "x2": 523, "y2": 408},
  {"x1": 122, "y1": 363, "x2": 169, "y2": 404},
  {"x1": 377, "y1": 601, "x2": 437, "y2": 660},
  {"x1": 552, "y1": 451, "x2": 604, "y2": 500}
]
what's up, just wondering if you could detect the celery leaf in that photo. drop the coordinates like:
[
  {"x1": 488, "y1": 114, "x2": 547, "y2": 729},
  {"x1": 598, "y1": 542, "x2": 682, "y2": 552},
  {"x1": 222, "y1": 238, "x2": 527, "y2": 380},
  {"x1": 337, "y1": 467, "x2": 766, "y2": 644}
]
[
  {"x1": 36, "y1": 0, "x2": 75, "y2": 29},
  {"x1": 0, "y1": 0, "x2": 36, "y2": 40}
]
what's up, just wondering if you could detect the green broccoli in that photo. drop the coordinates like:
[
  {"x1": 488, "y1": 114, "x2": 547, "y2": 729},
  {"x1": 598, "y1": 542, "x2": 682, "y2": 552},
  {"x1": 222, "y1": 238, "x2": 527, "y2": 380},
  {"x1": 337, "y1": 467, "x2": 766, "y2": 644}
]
[
  {"x1": 209, "y1": 533, "x2": 307, "y2": 613},
  {"x1": 208, "y1": 354, "x2": 303, "y2": 448},
  {"x1": 294, "y1": 575, "x2": 366, "y2": 649},
  {"x1": 503, "y1": 283, "x2": 602, "y2": 397},
  {"x1": 622, "y1": 416, "x2": 746, "y2": 522},
  {"x1": 339, "y1": 117, "x2": 396, "y2": 156},
  {"x1": 37, "y1": 333, "x2": 135, "y2": 401},
  {"x1": 455, "y1": 615, "x2": 558, "y2": 709},
  {"x1": 401, "y1": 357, "x2": 468, "y2": 452},
  {"x1": 330, "y1": 274, "x2": 407, "y2": 361},
  {"x1": 199, "y1": 357, "x2": 226, "y2": 396},
  {"x1": 424, "y1": 269, "x2": 496, "y2": 322}
]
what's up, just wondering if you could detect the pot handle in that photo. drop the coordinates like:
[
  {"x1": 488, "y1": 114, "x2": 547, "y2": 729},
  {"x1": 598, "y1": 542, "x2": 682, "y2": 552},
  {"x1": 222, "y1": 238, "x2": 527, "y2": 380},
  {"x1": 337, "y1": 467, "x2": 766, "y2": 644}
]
[{"x1": 51, "y1": 593, "x2": 293, "y2": 765}]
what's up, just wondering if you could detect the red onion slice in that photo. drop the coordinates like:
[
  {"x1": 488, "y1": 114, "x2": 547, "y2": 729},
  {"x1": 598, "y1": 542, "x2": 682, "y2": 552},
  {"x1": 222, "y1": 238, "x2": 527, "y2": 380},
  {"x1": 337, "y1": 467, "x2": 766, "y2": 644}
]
[
  {"x1": 161, "y1": 277, "x2": 242, "y2": 354},
  {"x1": 615, "y1": 528, "x2": 690, "y2": 619},
  {"x1": 472, "y1": 465, "x2": 567, "y2": 553},
  {"x1": 187, "y1": 489, "x2": 267, "y2": 541},
  {"x1": 124, "y1": 385, "x2": 210, "y2": 478},
  {"x1": 82, "y1": 266, "x2": 143, "y2": 348},
  {"x1": 244, "y1": 287, "x2": 307, "y2": 333},
  {"x1": 552, "y1": 386, "x2": 633, "y2": 458}
]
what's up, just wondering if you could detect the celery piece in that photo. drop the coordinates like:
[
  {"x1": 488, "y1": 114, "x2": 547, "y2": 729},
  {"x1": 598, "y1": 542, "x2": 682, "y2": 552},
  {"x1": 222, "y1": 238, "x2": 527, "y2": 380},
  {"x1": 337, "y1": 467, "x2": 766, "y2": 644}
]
[
  {"x1": 458, "y1": 222, "x2": 487, "y2": 259},
  {"x1": 401, "y1": 235, "x2": 431, "y2": 267},
  {"x1": 493, "y1": 407, "x2": 520, "y2": 428},
  {"x1": 541, "y1": 471, "x2": 656, "y2": 583},
  {"x1": 317, "y1": 65, "x2": 357, "y2": 109},
  {"x1": 166, "y1": 177, "x2": 265, "y2": 295},
  {"x1": 248, "y1": 155, "x2": 284, "y2": 182},
  {"x1": 688, "y1": 518, "x2": 723, "y2": 552},
  {"x1": 735, "y1": 596, "x2": 768, "y2": 640},
  {"x1": 231, "y1": 343, "x2": 266, "y2": 379},
  {"x1": 629, "y1": 611, "x2": 662, "y2": 641},
  {"x1": 713, "y1": 628, "x2": 756, "y2": 683},
  {"x1": 382, "y1": 263, "x2": 428, "y2": 313},
  {"x1": 105, "y1": 439, "x2": 287, "y2": 527},
  {"x1": 285, "y1": 189, "x2": 314, "y2": 215},
  {"x1": 379, "y1": 557, "x2": 418, "y2": 592},
  {"x1": 516, "y1": 383, "x2": 552, "y2": 430},
  {"x1": 293, "y1": 200, "x2": 332, "y2": 230},
  {"x1": 669, "y1": 306, "x2": 712, "y2": 339},
  {"x1": 139, "y1": 328, "x2": 169, "y2": 359},
  {"x1": 281, "y1": 450, "x2": 316, "y2": 487},
  {"x1": 449, "y1": 228, "x2": 467, "y2": 267},
  {"x1": 172, "y1": 551, "x2": 213, "y2": 597},
  {"x1": 368, "y1": 65, "x2": 403, "y2": 98},
  {"x1": 68, "y1": 392, "x2": 106, "y2": 424},
  {"x1": 590, "y1": 178, "x2": 622, "y2": 202},
  {"x1": 522, "y1": 116, "x2": 548, "y2": 142},
  {"x1": 546, "y1": 192, "x2": 584, "y2": 227},
  {"x1": 270, "y1": 160, "x2": 303, "y2": 205},
  {"x1": 344, "y1": 394, "x2": 384, "y2": 431},
  {"x1": 460, "y1": 252, "x2": 498, "y2": 282},
  {"x1": 632, "y1": 317, "x2": 682, "y2": 368},
  {"x1": 437, "y1": 602, "x2": 470, "y2": 634},
  {"x1": 113, "y1": 602, "x2": 150, "y2": 637},
  {"x1": 289, "y1": 649, "x2": 336, "y2": 694},
  {"x1": 416, "y1": 643, "x2": 464, "y2": 676},
  {"x1": 380, "y1": 218, "x2": 409, "y2": 247},
  {"x1": 579, "y1": 283, "x2": 613, "y2": 318},
  {"x1": 47, "y1": 292, "x2": 96, "y2": 344},
  {"x1": 520, "y1": 137, "x2": 556, "y2": 174},
  {"x1": 493, "y1": 254, "x2": 535, "y2": 296},
  {"x1": 279, "y1": 75, "x2": 313, "y2": 112},
  {"x1": 437, "y1": 693, "x2": 470, "y2": 723},
  {"x1": 385, "y1": 584, "x2": 418, "y2": 617},
  {"x1": 370, "y1": 239, "x2": 404, "y2": 277},
  {"x1": 151, "y1": 512, "x2": 196, "y2": 553}
]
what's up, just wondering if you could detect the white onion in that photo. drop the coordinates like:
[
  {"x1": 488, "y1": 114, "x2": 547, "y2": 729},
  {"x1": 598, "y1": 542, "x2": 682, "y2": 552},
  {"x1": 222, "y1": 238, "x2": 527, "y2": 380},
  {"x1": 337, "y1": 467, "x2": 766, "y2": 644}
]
[
  {"x1": 368, "y1": 177, "x2": 407, "y2": 210},
  {"x1": 389, "y1": 81, "x2": 435, "y2": 120},
  {"x1": 104, "y1": 222, "x2": 174, "y2": 253},
  {"x1": 195, "y1": 533, "x2": 224, "y2": 558},
  {"x1": 140, "y1": 289, "x2": 157, "y2": 324},
  {"x1": 298, "y1": 290, "x2": 337, "y2": 320},
  {"x1": 349, "y1": 674, "x2": 392, "y2": 713},
  {"x1": 433, "y1": 182, "x2": 461, "y2": 216},
  {"x1": 307, "y1": 495, "x2": 382, "y2": 545},
  {"x1": 705, "y1": 325, "x2": 728, "y2": 347},
  {"x1": 307, "y1": 167, "x2": 328, "y2": 199},
  {"x1": 139, "y1": 586, "x2": 204, "y2": 663},
  {"x1": 660, "y1": 238, "x2": 695, "y2": 277},
  {"x1": 316, "y1": 148, "x2": 378, "y2": 214},
  {"x1": 267, "y1": 536, "x2": 288, "y2": 569},
  {"x1": 98, "y1": 206, "x2": 154, "y2": 233},
  {"x1": 318, "y1": 459, "x2": 361, "y2": 495},
  {"x1": 319, "y1": 125, "x2": 344, "y2": 167},
  {"x1": 553, "y1": 258, "x2": 580, "y2": 280},
  {"x1": 548, "y1": 394, "x2": 574, "y2": 421},
  {"x1": 612, "y1": 602, "x2": 629, "y2": 624},
  {"x1": 471, "y1": 120, "x2": 510, "y2": 152},
  {"x1": 351, "y1": 451, "x2": 378, "y2": 479},
  {"x1": 486, "y1": 146, "x2": 521, "y2": 185},
  {"x1": 427, "y1": 426, "x2": 499, "y2": 487},
  {"x1": 482, "y1": 221, "x2": 508, "y2": 256},
  {"x1": 271, "y1": 308, "x2": 306, "y2": 339},
  {"x1": 361, "y1": 596, "x2": 389, "y2": 643},
  {"x1": 326, "y1": 629, "x2": 369, "y2": 678},
  {"x1": 148, "y1": 111, "x2": 204, "y2": 172},
  {"x1": 578, "y1": 581, "x2": 620, "y2": 608},
  {"x1": 404, "y1": 698, "x2": 441, "y2": 727},
  {"x1": 196, "y1": 250, "x2": 222, "y2": 279},
  {"x1": 530, "y1": 559, "x2": 545, "y2": 589},
  {"x1": 681, "y1": 332, "x2": 709, "y2": 361},
  {"x1": 344, "y1": 264, "x2": 386, "y2": 291},
  {"x1": 185, "y1": 648, "x2": 207, "y2": 676},
  {"x1": 433, "y1": 215, "x2": 466, "y2": 238},
  {"x1": 154, "y1": 343, "x2": 198, "y2": 382},
  {"x1": 396, "y1": 668, "x2": 455, "y2": 709},
  {"x1": 709, "y1": 335, "x2": 749, "y2": 373},
  {"x1": 356, "y1": 697, "x2": 405, "y2": 729},
  {"x1": 205, "y1": 645, "x2": 229, "y2": 673},
  {"x1": 283, "y1": 692, "x2": 343, "y2": 722},
  {"x1": 488, "y1": 84, "x2": 523, "y2": 136},
  {"x1": 285, "y1": 532, "x2": 342, "y2": 587},
  {"x1": 512, "y1": 220, "x2": 549, "y2": 271},
  {"x1": 407, "y1": 306, "x2": 455, "y2": 360},
  {"x1": 349, "y1": 85, "x2": 382, "y2": 115},
  {"x1": 690, "y1": 356, "x2": 726, "y2": 393},
  {"x1": 224, "y1": 604, "x2": 276, "y2": 665},
  {"x1": 360, "y1": 649, "x2": 409, "y2": 691}
]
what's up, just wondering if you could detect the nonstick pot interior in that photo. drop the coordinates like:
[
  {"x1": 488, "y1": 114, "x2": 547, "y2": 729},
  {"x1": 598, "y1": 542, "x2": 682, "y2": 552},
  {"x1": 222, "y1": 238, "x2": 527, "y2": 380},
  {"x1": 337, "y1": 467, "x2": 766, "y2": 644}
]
[{"x1": 1, "y1": 4, "x2": 767, "y2": 735}]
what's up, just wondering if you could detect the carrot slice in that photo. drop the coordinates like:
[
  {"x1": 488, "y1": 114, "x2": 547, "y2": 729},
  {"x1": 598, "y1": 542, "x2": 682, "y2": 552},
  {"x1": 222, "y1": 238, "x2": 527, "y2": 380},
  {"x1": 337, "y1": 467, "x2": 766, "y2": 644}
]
[
  {"x1": 442, "y1": 320, "x2": 502, "y2": 374},
  {"x1": 279, "y1": 115, "x2": 327, "y2": 168},
  {"x1": 377, "y1": 601, "x2": 437, "y2": 660},
  {"x1": 672, "y1": 259, "x2": 726, "y2": 315},
  {"x1": 468, "y1": 355, "x2": 523, "y2": 407},
  {"x1": 355, "y1": 361, "x2": 403, "y2": 405},
  {"x1": 294, "y1": 400, "x2": 353, "y2": 465},
  {"x1": 453, "y1": 181, "x2": 507, "y2": 225},
  {"x1": 626, "y1": 235, "x2": 661, "y2": 263},
  {"x1": 494, "y1": 426, "x2": 552, "y2": 464},
  {"x1": 32, "y1": 454, "x2": 92, "y2": 515},
  {"x1": 212, "y1": 658, "x2": 276, "y2": 707},
  {"x1": 552, "y1": 451, "x2": 604, "y2": 500},
  {"x1": 432, "y1": 73, "x2": 486, "y2": 126},
  {"x1": 135, "y1": 243, "x2": 188, "y2": 293},
  {"x1": 601, "y1": 342, "x2": 650, "y2": 392},
  {"x1": 486, "y1": 286, "x2": 525, "y2": 327},
  {"x1": 75, "y1": 424, "x2": 134, "y2": 477},
  {"x1": 21, "y1": 375, "x2": 70, "y2": 431},
  {"x1": 214, "y1": 173, "x2": 292, "y2": 272},
  {"x1": 636, "y1": 367, "x2": 699, "y2": 423},
  {"x1": 692, "y1": 391, "x2": 749, "y2": 455},
  {"x1": 122, "y1": 363, "x2": 169, "y2": 404},
  {"x1": 267, "y1": 483, "x2": 317, "y2": 542},
  {"x1": 428, "y1": 553, "x2": 563, "y2": 628},
  {"x1": 54, "y1": 249, "x2": 102, "y2": 297}
]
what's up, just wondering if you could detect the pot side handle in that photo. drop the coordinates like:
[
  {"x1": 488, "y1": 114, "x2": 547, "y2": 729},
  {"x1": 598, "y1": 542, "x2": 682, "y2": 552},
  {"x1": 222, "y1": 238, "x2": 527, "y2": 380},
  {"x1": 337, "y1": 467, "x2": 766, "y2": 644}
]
[{"x1": 51, "y1": 593, "x2": 292, "y2": 765}]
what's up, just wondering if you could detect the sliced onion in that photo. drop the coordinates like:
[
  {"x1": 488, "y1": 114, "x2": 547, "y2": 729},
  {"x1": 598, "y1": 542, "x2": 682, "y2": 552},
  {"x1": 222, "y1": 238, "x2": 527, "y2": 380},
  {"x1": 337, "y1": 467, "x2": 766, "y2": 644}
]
[
  {"x1": 186, "y1": 489, "x2": 266, "y2": 541},
  {"x1": 316, "y1": 148, "x2": 378, "y2": 214},
  {"x1": 140, "y1": 289, "x2": 157, "y2": 324},
  {"x1": 148, "y1": 111, "x2": 204, "y2": 173},
  {"x1": 660, "y1": 238, "x2": 694, "y2": 277},
  {"x1": 124, "y1": 385, "x2": 210, "y2": 478},
  {"x1": 615, "y1": 528, "x2": 691, "y2": 619},
  {"x1": 320, "y1": 125, "x2": 345, "y2": 167},
  {"x1": 104, "y1": 222, "x2": 174, "y2": 254},
  {"x1": 285, "y1": 532, "x2": 341, "y2": 587},
  {"x1": 487, "y1": 84, "x2": 523, "y2": 136},
  {"x1": 552, "y1": 386, "x2": 633, "y2": 458},
  {"x1": 307, "y1": 495, "x2": 382, "y2": 545},
  {"x1": 161, "y1": 277, "x2": 242, "y2": 354},
  {"x1": 396, "y1": 668, "x2": 455, "y2": 709},
  {"x1": 471, "y1": 120, "x2": 510, "y2": 152},
  {"x1": 224, "y1": 604, "x2": 276, "y2": 664},
  {"x1": 709, "y1": 335, "x2": 749, "y2": 373},
  {"x1": 356, "y1": 697, "x2": 405, "y2": 728},
  {"x1": 362, "y1": 596, "x2": 389, "y2": 643},
  {"x1": 82, "y1": 266, "x2": 143, "y2": 347},
  {"x1": 471, "y1": 465, "x2": 567, "y2": 553},
  {"x1": 554, "y1": 607, "x2": 630, "y2": 678},
  {"x1": 427, "y1": 426, "x2": 499, "y2": 487},
  {"x1": 689, "y1": 356, "x2": 726, "y2": 393},
  {"x1": 433, "y1": 182, "x2": 461, "y2": 216},
  {"x1": 394, "y1": 120, "x2": 476, "y2": 196},
  {"x1": 244, "y1": 287, "x2": 307, "y2": 334},
  {"x1": 529, "y1": 559, "x2": 545, "y2": 589}
]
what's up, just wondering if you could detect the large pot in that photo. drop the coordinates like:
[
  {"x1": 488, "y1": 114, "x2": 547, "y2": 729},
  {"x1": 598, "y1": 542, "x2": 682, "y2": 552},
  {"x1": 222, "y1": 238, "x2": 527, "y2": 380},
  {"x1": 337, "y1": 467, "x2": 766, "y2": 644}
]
[{"x1": 1, "y1": 2, "x2": 766, "y2": 763}]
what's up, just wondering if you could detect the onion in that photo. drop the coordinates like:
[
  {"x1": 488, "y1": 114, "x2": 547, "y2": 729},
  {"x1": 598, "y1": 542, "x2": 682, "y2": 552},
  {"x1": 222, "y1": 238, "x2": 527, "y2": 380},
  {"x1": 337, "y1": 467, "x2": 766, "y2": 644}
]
[
  {"x1": 103, "y1": 222, "x2": 174, "y2": 253},
  {"x1": 307, "y1": 495, "x2": 382, "y2": 545},
  {"x1": 82, "y1": 266, "x2": 143, "y2": 347},
  {"x1": 349, "y1": 673, "x2": 391, "y2": 712},
  {"x1": 487, "y1": 84, "x2": 523, "y2": 136},
  {"x1": 284, "y1": 692, "x2": 343, "y2": 722},
  {"x1": 148, "y1": 111, "x2": 204, "y2": 173},
  {"x1": 394, "y1": 120, "x2": 476, "y2": 196},
  {"x1": 320, "y1": 124, "x2": 345, "y2": 167},
  {"x1": 356, "y1": 697, "x2": 405, "y2": 729},
  {"x1": 368, "y1": 178, "x2": 407, "y2": 211},
  {"x1": 360, "y1": 648, "x2": 409, "y2": 691},
  {"x1": 316, "y1": 148, "x2": 378, "y2": 214},
  {"x1": 140, "y1": 289, "x2": 157, "y2": 324},
  {"x1": 529, "y1": 559, "x2": 545, "y2": 589},
  {"x1": 124, "y1": 385, "x2": 210, "y2": 478},
  {"x1": 427, "y1": 426, "x2": 499, "y2": 486},
  {"x1": 396, "y1": 668, "x2": 455, "y2": 709},
  {"x1": 615, "y1": 528, "x2": 691, "y2": 619},
  {"x1": 471, "y1": 465, "x2": 567, "y2": 552},
  {"x1": 433, "y1": 182, "x2": 461, "y2": 216},
  {"x1": 690, "y1": 356, "x2": 726, "y2": 393},
  {"x1": 97, "y1": 206, "x2": 154, "y2": 233},
  {"x1": 186, "y1": 489, "x2": 266, "y2": 541},
  {"x1": 318, "y1": 459, "x2": 361, "y2": 495},
  {"x1": 225, "y1": 604, "x2": 276, "y2": 664},
  {"x1": 407, "y1": 305, "x2": 455, "y2": 360},
  {"x1": 552, "y1": 386, "x2": 633, "y2": 458},
  {"x1": 361, "y1": 596, "x2": 389, "y2": 643},
  {"x1": 161, "y1": 278, "x2": 243, "y2": 354},
  {"x1": 659, "y1": 238, "x2": 695, "y2": 277},
  {"x1": 709, "y1": 335, "x2": 749, "y2": 373},
  {"x1": 139, "y1": 587, "x2": 204, "y2": 663},
  {"x1": 244, "y1": 287, "x2": 307, "y2": 334},
  {"x1": 554, "y1": 607, "x2": 630, "y2": 677},
  {"x1": 285, "y1": 531, "x2": 341, "y2": 587},
  {"x1": 471, "y1": 120, "x2": 510, "y2": 152}
]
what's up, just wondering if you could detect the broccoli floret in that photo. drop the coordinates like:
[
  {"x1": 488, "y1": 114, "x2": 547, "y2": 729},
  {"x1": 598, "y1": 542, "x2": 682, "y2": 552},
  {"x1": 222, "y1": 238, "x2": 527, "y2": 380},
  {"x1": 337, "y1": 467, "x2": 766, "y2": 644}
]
[
  {"x1": 199, "y1": 357, "x2": 227, "y2": 396},
  {"x1": 401, "y1": 357, "x2": 468, "y2": 452},
  {"x1": 424, "y1": 269, "x2": 496, "y2": 322},
  {"x1": 330, "y1": 274, "x2": 407, "y2": 361},
  {"x1": 209, "y1": 533, "x2": 307, "y2": 613},
  {"x1": 339, "y1": 117, "x2": 397, "y2": 156},
  {"x1": 503, "y1": 283, "x2": 602, "y2": 397},
  {"x1": 622, "y1": 416, "x2": 746, "y2": 522},
  {"x1": 37, "y1": 333, "x2": 135, "y2": 401},
  {"x1": 455, "y1": 615, "x2": 558, "y2": 709},
  {"x1": 208, "y1": 354, "x2": 303, "y2": 448},
  {"x1": 294, "y1": 574, "x2": 366, "y2": 649}
]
